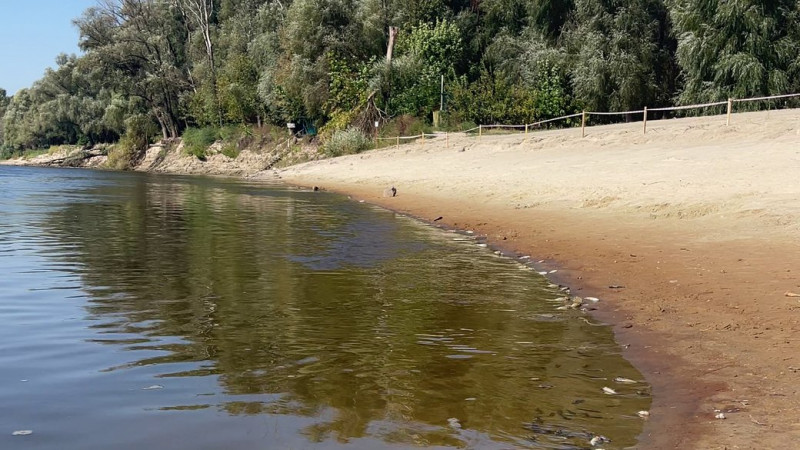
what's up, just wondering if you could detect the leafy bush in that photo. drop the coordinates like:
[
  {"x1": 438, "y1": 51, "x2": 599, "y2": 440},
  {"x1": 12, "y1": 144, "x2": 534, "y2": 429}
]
[
  {"x1": 450, "y1": 71, "x2": 540, "y2": 125},
  {"x1": 221, "y1": 143, "x2": 240, "y2": 159},
  {"x1": 182, "y1": 126, "x2": 219, "y2": 160},
  {"x1": 380, "y1": 115, "x2": 431, "y2": 137},
  {"x1": 323, "y1": 127, "x2": 371, "y2": 157},
  {"x1": 0, "y1": 146, "x2": 17, "y2": 160},
  {"x1": 105, "y1": 114, "x2": 158, "y2": 170},
  {"x1": 106, "y1": 139, "x2": 135, "y2": 170}
]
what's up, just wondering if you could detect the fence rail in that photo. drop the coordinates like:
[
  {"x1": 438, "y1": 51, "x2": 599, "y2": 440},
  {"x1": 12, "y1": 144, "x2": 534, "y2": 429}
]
[{"x1": 371, "y1": 91, "x2": 800, "y2": 147}]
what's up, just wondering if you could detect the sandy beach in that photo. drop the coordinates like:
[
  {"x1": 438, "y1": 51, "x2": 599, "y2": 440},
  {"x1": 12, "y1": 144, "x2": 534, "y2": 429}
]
[{"x1": 281, "y1": 109, "x2": 800, "y2": 449}]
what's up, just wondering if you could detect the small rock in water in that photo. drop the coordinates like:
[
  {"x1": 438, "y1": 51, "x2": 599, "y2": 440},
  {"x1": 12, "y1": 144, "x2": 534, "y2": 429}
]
[
  {"x1": 584, "y1": 296, "x2": 600, "y2": 303},
  {"x1": 637, "y1": 410, "x2": 650, "y2": 418},
  {"x1": 589, "y1": 435, "x2": 610, "y2": 446},
  {"x1": 548, "y1": 269, "x2": 558, "y2": 274},
  {"x1": 715, "y1": 412, "x2": 726, "y2": 420},
  {"x1": 12, "y1": 430, "x2": 33, "y2": 436},
  {"x1": 142, "y1": 385, "x2": 164, "y2": 390},
  {"x1": 464, "y1": 397, "x2": 476, "y2": 401},
  {"x1": 295, "y1": 356, "x2": 320, "y2": 365},
  {"x1": 447, "y1": 417, "x2": 462, "y2": 429},
  {"x1": 614, "y1": 377, "x2": 637, "y2": 384},
  {"x1": 602, "y1": 387, "x2": 617, "y2": 395}
]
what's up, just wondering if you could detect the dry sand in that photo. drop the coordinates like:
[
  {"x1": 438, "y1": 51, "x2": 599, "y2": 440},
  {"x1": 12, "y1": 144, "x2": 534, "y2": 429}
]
[{"x1": 281, "y1": 109, "x2": 800, "y2": 449}]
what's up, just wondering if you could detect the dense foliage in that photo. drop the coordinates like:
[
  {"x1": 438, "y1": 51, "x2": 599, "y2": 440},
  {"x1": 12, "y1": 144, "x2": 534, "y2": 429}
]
[{"x1": 1, "y1": 0, "x2": 799, "y2": 153}]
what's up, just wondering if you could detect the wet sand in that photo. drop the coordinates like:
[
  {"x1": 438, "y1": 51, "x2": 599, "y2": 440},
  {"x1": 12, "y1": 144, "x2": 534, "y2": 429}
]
[{"x1": 280, "y1": 108, "x2": 800, "y2": 449}]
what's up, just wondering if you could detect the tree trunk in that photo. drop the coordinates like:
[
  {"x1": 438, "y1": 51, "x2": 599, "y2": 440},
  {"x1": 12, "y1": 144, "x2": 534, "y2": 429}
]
[{"x1": 386, "y1": 26, "x2": 398, "y2": 65}]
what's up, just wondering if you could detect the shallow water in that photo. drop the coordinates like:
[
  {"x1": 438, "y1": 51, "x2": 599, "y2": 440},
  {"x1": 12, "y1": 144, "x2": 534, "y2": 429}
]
[{"x1": 0, "y1": 166, "x2": 649, "y2": 449}]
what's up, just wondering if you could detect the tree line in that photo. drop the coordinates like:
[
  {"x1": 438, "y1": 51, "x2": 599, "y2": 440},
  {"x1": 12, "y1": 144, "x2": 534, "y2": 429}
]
[{"x1": 1, "y1": 0, "x2": 799, "y2": 154}]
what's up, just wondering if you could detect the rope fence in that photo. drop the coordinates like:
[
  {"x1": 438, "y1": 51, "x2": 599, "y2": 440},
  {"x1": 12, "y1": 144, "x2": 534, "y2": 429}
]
[{"x1": 372, "y1": 91, "x2": 800, "y2": 147}]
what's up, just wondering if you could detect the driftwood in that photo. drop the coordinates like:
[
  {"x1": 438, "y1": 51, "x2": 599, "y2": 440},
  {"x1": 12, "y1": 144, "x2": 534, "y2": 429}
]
[{"x1": 43, "y1": 150, "x2": 104, "y2": 167}]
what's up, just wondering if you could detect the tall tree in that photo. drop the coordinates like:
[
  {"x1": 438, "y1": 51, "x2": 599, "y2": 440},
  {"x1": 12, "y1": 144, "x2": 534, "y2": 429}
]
[
  {"x1": 0, "y1": 88, "x2": 9, "y2": 146},
  {"x1": 174, "y1": 0, "x2": 224, "y2": 125},
  {"x1": 563, "y1": 0, "x2": 676, "y2": 111},
  {"x1": 670, "y1": 0, "x2": 800, "y2": 103},
  {"x1": 75, "y1": 0, "x2": 190, "y2": 139}
]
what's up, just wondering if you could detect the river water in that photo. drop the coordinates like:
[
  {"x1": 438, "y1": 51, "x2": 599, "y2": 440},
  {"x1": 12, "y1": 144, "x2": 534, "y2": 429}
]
[{"x1": 0, "y1": 166, "x2": 649, "y2": 449}]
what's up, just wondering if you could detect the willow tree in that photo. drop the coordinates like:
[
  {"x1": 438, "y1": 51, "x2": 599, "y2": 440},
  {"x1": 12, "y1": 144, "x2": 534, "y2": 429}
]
[
  {"x1": 670, "y1": 0, "x2": 800, "y2": 103},
  {"x1": 75, "y1": 0, "x2": 190, "y2": 139},
  {"x1": 278, "y1": 0, "x2": 369, "y2": 121},
  {"x1": 563, "y1": 0, "x2": 676, "y2": 111}
]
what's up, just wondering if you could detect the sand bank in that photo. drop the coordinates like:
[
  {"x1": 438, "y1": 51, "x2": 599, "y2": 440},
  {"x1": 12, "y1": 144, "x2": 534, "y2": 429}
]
[{"x1": 280, "y1": 109, "x2": 800, "y2": 449}]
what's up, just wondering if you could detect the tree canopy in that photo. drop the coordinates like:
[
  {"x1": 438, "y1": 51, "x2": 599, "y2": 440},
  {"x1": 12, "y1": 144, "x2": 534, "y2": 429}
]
[{"x1": 2, "y1": 0, "x2": 799, "y2": 151}]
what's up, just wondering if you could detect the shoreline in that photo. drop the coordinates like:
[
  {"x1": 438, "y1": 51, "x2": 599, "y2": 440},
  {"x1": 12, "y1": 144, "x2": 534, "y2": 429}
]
[{"x1": 279, "y1": 109, "x2": 800, "y2": 449}]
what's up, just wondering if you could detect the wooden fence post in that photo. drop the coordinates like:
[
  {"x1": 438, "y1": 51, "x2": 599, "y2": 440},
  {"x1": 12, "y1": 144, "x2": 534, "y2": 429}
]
[
  {"x1": 479, "y1": 125, "x2": 482, "y2": 138},
  {"x1": 643, "y1": 107, "x2": 648, "y2": 134},
  {"x1": 421, "y1": 133, "x2": 425, "y2": 147},
  {"x1": 525, "y1": 124, "x2": 529, "y2": 135},
  {"x1": 581, "y1": 111, "x2": 586, "y2": 138},
  {"x1": 396, "y1": 136, "x2": 399, "y2": 150},
  {"x1": 726, "y1": 98, "x2": 732, "y2": 126},
  {"x1": 445, "y1": 132, "x2": 449, "y2": 148}
]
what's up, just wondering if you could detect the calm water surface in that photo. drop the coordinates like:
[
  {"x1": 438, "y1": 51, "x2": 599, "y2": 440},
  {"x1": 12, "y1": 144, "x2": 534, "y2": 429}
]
[{"x1": 0, "y1": 166, "x2": 649, "y2": 449}]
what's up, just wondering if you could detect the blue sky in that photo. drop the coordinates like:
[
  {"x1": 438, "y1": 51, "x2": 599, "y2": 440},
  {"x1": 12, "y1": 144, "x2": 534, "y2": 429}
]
[{"x1": 0, "y1": 0, "x2": 98, "y2": 95}]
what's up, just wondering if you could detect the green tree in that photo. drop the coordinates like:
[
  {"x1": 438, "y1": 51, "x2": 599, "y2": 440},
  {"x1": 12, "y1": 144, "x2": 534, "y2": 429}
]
[
  {"x1": 386, "y1": 19, "x2": 463, "y2": 118},
  {"x1": 670, "y1": 0, "x2": 800, "y2": 103},
  {"x1": 563, "y1": 0, "x2": 676, "y2": 111},
  {"x1": 0, "y1": 88, "x2": 9, "y2": 147},
  {"x1": 75, "y1": 0, "x2": 190, "y2": 139}
]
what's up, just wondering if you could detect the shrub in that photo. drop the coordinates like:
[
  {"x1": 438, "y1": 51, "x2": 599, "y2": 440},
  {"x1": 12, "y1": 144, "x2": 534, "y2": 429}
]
[
  {"x1": 182, "y1": 126, "x2": 219, "y2": 160},
  {"x1": 323, "y1": 127, "x2": 371, "y2": 157},
  {"x1": 106, "y1": 114, "x2": 158, "y2": 170},
  {"x1": 0, "y1": 146, "x2": 16, "y2": 160},
  {"x1": 106, "y1": 139, "x2": 135, "y2": 170},
  {"x1": 380, "y1": 115, "x2": 431, "y2": 138},
  {"x1": 221, "y1": 143, "x2": 240, "y2": 159}
]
